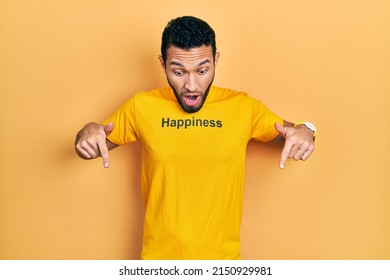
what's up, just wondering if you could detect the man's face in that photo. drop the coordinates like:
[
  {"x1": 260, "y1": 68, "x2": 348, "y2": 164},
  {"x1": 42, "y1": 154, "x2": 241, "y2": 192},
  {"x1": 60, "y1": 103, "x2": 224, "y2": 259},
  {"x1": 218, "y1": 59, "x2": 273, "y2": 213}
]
[{"x1": 159, "y1": 45, "x2": 220, "y2": 113}]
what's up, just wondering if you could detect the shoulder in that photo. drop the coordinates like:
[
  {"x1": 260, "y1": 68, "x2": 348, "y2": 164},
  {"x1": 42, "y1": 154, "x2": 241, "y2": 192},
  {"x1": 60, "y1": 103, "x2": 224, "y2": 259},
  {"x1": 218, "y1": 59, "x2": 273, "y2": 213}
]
[
  {"x1": 211, "y1": 86, "x2": 271, "y2": 114},
  {"x1": 208, "y1": 86, "x2": 251, "y2": 102},
  {"x1": 133, "y1": 87, "x2": 175, "y2": 102}
]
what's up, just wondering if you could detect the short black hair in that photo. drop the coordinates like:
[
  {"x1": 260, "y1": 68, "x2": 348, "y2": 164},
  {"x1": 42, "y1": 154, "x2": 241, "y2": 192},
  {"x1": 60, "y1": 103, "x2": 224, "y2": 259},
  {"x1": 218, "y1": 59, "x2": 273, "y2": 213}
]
[{"x1": 161, "y1": 16, "x2": 217, "y2": 63}]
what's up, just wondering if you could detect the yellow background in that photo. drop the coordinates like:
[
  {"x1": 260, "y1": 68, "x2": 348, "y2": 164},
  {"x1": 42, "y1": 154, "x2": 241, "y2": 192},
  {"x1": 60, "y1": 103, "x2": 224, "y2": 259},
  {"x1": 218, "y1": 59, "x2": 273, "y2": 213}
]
[{"x1": 1, "y1": 0, "x2": 389, "y2": 259}]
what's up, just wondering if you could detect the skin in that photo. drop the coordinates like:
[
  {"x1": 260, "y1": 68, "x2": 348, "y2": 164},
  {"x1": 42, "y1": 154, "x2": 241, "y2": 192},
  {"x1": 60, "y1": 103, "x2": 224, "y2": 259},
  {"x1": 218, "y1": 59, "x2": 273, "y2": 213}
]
[
  {"x1": 159, "y1": 45, "x2": 219, "y2": 113},
  {"x1": 75, "y1": 122, "x2": 118, "y2": 168},
  {"x1": 75, "y1": 45, "x2": 315, "y2": 168}
]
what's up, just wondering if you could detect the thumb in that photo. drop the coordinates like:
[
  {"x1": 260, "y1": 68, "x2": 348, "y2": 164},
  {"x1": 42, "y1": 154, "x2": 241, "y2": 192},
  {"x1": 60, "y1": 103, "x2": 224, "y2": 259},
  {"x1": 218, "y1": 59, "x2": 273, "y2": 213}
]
[
  {"x1": 104, "y1": 122, "x2": 114, "y2": 136},
  {"x1": 274, "y1": 122, "x2": 287, "y2": 138}
]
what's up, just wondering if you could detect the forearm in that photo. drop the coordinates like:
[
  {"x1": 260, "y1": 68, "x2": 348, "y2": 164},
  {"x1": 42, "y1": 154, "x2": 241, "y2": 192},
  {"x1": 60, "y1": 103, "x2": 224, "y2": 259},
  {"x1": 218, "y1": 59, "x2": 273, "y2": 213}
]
[{"x1": 283, "y1": 120, "x2": 294, "y2": 127}]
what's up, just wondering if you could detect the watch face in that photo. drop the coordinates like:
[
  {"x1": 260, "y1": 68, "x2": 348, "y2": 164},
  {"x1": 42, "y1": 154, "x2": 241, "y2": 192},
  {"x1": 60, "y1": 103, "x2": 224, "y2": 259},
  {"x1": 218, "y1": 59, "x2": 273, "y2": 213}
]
[{"x1": 304, "y1": 121, "x2": 317, "y2": 132}]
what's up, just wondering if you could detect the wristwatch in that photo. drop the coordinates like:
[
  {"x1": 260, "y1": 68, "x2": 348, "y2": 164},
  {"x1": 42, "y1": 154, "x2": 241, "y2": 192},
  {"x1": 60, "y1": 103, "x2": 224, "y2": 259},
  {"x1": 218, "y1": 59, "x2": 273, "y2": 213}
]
[{"x1": 294, "y1": 121, "x2": 317, "y2": 137}]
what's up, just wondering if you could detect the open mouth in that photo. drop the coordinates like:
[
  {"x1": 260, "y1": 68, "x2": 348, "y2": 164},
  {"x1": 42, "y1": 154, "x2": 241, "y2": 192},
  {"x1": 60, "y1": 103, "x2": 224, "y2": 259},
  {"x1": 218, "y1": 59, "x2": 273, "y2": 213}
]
[{"x1": 183, "y1": 95, "x2": 200, "y2": 106}]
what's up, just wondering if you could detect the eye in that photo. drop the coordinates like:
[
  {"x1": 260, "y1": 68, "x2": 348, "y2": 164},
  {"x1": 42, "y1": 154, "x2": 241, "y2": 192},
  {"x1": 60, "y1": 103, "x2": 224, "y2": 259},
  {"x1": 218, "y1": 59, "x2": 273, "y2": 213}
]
[
  {"x1": 174, "y1": 70, "x2": 184, "y2": 76},
  {"x1": 198, "y1": 69, "x2": 208, "y2": 75}
]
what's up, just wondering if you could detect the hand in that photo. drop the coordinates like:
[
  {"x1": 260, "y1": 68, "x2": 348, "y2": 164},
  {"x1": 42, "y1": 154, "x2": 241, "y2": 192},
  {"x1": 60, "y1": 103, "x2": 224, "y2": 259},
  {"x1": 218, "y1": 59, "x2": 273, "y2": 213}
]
[
  {"x1": 75, "y1": 122, "x2": 114, "y2": 168},
  {"x1": 274, "y1": 122, "x2": 315, "y2": 169}
]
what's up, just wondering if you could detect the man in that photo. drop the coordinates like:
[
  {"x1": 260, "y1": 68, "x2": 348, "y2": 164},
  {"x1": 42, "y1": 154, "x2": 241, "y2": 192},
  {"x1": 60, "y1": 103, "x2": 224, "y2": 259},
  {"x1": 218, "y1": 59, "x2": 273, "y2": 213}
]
[{"x1": 75, "y1": 16, "x2": 316, "y2": 260}]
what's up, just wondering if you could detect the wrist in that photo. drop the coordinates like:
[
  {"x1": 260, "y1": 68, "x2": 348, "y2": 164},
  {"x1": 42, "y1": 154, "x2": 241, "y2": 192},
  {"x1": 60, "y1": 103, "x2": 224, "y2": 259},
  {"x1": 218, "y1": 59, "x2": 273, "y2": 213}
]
[{"x1": 294, "y1": 121, "x2": 317, "y2": 137}]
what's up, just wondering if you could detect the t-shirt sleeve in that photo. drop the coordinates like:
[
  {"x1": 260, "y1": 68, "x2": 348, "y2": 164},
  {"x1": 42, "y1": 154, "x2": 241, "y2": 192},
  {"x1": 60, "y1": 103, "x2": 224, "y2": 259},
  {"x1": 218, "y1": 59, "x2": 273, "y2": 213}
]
[
  {"x1": 102, "y1": 95, "x2": 138, "y2": 145},
  {"x1": 249, "y1": 96, "x2": 283, "y2": 142}
]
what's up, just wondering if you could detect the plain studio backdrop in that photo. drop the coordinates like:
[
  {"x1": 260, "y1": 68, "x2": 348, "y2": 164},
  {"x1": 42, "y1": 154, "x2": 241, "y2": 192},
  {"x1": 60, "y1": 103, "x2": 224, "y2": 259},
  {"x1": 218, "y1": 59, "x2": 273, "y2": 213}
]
[{"x1": 0, "y1": 0, "x2": 389, "y2": 259}]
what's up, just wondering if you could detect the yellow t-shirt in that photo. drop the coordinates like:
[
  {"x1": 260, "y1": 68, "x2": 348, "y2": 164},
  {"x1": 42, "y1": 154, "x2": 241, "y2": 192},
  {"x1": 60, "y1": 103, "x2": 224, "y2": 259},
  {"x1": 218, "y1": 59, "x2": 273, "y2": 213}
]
[{"x1": 103, "y1": 86, "x2": 283, "y2": 259}]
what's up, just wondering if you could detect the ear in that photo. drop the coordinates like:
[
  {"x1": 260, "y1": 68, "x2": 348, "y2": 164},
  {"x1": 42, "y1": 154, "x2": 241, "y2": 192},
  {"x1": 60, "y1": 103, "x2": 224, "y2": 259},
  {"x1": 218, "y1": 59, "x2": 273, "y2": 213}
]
[
  {"x1": 214, "y1": 52, "x2": 220, "y2": 66},
  {"x1": 158, "y1": 55, "x2": 165, "y2": 69}
]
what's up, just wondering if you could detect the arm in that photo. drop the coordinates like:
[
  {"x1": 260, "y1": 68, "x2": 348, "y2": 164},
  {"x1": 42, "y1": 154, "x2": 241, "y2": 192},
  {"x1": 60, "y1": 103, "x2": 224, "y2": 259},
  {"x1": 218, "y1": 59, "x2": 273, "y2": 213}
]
[
  {"x1": 272, "y1": 120, "x2": 315, "y2": 169},
  {"x1": 75, "y1": 122, "x2": 119, "y2": 168}
]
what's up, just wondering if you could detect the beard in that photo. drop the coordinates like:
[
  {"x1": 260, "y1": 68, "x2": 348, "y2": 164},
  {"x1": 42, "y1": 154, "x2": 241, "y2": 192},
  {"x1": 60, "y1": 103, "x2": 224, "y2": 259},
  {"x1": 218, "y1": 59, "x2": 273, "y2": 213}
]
[{"x1": 167, "y1": 77, "x2": 214, "y2": 113}]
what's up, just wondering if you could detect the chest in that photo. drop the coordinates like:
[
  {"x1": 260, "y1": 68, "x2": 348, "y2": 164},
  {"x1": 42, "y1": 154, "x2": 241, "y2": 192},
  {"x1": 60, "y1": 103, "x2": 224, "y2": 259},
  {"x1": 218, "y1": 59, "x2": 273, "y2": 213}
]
[{"x1": 136, "y1": 101, "x2": 252, "y2": 163}]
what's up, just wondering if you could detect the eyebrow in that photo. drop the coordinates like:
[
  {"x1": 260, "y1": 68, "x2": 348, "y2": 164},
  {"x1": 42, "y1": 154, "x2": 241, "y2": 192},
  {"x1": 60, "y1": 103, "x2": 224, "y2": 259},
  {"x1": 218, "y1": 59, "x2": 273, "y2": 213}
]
[{"x1": 169, "y1": 59, "x2": 211, "y2": 67}]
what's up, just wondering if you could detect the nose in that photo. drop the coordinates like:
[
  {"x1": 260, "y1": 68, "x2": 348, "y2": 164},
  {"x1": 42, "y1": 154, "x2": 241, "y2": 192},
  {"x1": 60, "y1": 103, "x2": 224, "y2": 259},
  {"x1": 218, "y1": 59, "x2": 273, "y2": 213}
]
[{"x1": 184, "y1": 73, "x2": 198, "y2": 93}]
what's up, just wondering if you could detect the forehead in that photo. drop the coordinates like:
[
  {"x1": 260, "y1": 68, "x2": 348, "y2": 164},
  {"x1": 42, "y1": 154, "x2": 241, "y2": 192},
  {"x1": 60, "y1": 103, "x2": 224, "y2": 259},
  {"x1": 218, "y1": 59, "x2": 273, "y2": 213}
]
[{"x1": 166, "y1": 45, "x2": 214, "y2": 64}]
